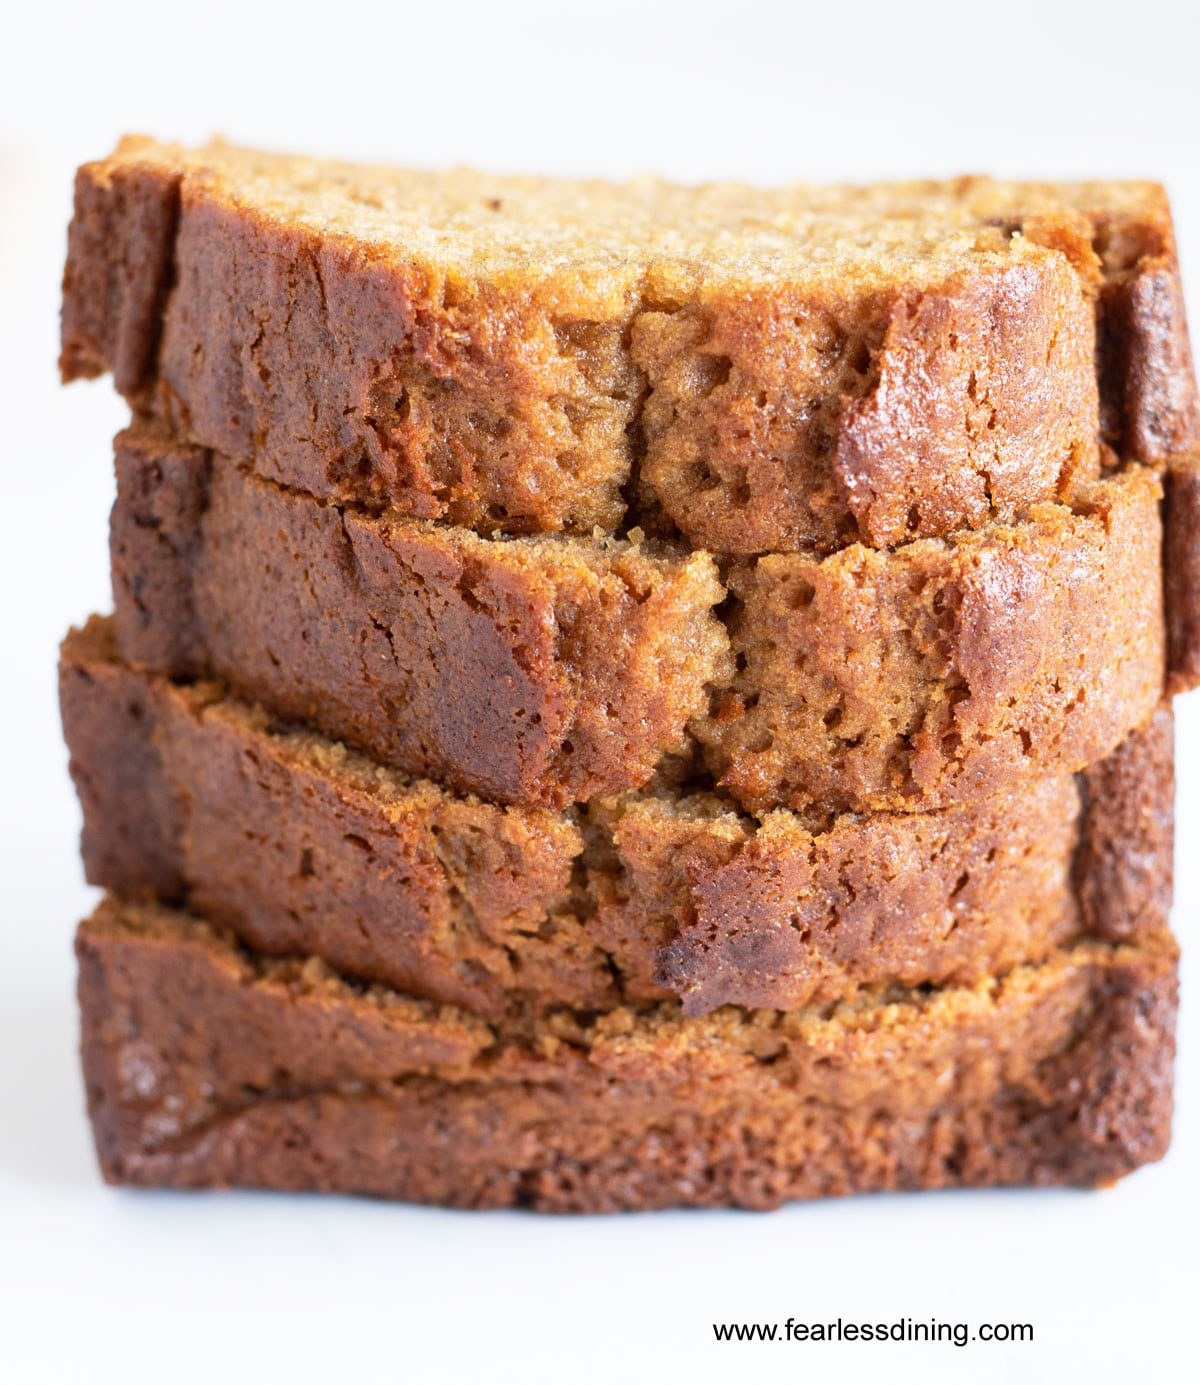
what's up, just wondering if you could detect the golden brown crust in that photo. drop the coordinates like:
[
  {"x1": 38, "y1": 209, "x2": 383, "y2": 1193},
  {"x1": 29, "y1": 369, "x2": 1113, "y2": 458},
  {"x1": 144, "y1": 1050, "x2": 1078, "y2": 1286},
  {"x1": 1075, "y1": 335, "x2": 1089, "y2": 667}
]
[
  {"x1": 1164, "y1": 453, "x2": 1200, "y2": 693},
  {"x1": 76, "y1": 897, "x2": 1178, "y2": 1209},
  {"x1": 60, "y1": 619, "x2": 1173, "y2": 1019},
  {"x1": 956, "y1": 178, "x2": 1200, "y2": 464},
  {"x1": 701, "y1": 470, "x2": 1166, "y2": 813},
  {"x1": 59, "y1": 155, "x2": 181, "y2": 396},
  {"x1": 64, "y1": 140, "x2": 1200, "y2": 555},
  {"x1": 1091, "y1": 207, "x2": 1200, "y2": 462},
  {"x1": 1072, "y1": 705, "x2": 1174, "y2": 941}
]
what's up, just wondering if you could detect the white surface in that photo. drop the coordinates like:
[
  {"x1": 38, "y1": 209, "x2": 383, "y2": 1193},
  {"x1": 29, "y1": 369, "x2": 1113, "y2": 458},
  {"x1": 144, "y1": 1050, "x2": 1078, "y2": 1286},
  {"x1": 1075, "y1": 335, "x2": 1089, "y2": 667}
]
[{"x1": 1, "y1": 2, "x2": 1197, "y2": 1380}]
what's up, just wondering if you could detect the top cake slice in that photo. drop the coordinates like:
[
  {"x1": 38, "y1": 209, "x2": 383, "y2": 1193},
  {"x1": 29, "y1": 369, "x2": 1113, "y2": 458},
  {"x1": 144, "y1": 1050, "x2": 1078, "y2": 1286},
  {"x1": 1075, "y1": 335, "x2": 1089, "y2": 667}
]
[{"x1": 62, "y1": 137, "x2": 1198, "y2": 553}]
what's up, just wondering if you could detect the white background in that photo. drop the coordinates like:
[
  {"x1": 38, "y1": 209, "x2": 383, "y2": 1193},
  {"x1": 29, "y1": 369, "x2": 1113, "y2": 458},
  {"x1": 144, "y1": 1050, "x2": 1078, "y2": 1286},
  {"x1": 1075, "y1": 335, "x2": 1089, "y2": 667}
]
[{"x1": 1, "y1": 1, "x2": 1197, "y2": 1380}]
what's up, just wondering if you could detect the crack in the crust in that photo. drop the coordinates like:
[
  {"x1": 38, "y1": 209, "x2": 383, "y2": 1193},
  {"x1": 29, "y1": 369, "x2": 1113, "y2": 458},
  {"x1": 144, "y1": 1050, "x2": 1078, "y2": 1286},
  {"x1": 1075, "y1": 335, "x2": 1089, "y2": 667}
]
[
  {"x1": 140, "y1": 175, "x2": 185, "y2": 393},
  {"x1": 424, "y1": 819, "x2": 546, "y2": 1002},
  {"x1": 363, "y1": 604, "x2": 400, "y2": 675},
  {"x1": 963, "y1": 368, "x2": 1001, "y2": 515},
  {"x1": 598, "y1": 947, "x2": 633, "y2": 1007},
  {"x1": 332, "y1": 506, "x2": 418, "y2": 741},
  {"x1": 309, "y1": 248, "x2": 329, "y2": 318},
  {"x1": 452, "y1": 565, "x2": 486, "y2": 616},
  {"x1": 614, "y1": 303, "x2": 654, "y2": 539}
]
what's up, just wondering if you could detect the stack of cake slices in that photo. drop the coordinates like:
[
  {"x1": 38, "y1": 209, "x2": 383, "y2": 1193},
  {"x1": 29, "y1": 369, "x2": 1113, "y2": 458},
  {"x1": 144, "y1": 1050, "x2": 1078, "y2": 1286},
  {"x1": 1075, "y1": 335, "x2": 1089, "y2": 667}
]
[{"x1": 58, "y1": 138, "x2": 1200, "y2": 1210}]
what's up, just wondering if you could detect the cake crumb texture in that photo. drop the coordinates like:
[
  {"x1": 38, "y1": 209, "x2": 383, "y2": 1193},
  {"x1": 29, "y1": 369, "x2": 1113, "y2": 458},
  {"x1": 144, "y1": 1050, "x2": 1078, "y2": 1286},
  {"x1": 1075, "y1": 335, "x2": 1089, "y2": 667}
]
[
  {"x1": 110, "y1": 422, "x2": 1166, "y2": 812},
  {"x1": 61, "y1": 619, "x2": 1175, "y2": 1018}
]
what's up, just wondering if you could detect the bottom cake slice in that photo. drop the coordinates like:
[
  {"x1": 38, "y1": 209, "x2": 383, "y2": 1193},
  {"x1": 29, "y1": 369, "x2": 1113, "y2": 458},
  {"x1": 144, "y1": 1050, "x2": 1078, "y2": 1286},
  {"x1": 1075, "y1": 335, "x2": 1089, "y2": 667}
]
[{"x1": 78, "y1": 896, "x2": 1178, "y2": 1211}]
